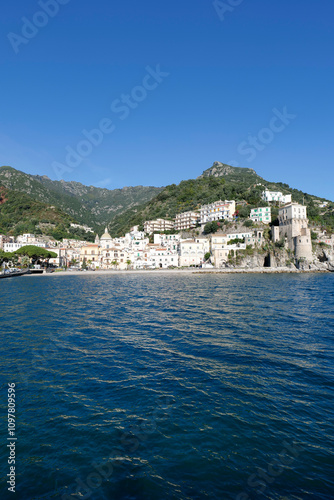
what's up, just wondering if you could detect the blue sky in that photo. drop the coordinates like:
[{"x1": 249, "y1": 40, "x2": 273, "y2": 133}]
[{"x1": 1, "y1": 0, "x2": 333, "y2": 199}]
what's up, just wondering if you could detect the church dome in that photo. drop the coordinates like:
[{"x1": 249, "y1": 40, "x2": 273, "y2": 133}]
[{"x1": 101, "y1": 227, "x2": 111, "y2": 240}]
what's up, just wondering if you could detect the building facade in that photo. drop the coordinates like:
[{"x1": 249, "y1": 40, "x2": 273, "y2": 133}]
[
  {"x1": 200, "y1": 200, "x2": 236, "y2": 224},
  {"x1": 174, "y1": 211, "x2": 200, "y2": 231},
  {"x1": 250, "y1": 207, "x2": 271, "y2": 224},
  {"x1": 262, "y1": 190, "x2": 291, "y2": 204},
  {"x1": 275, "y1": 202, "x2": 313, "y2": 261},
  {"x1": 144, "y1": 219, "x2": 175, "y2": 234}
]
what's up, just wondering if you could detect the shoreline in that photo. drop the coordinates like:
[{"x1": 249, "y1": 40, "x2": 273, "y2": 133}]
[{"x1": 25, "y1": 267, "x2": 330, "y2": 277}]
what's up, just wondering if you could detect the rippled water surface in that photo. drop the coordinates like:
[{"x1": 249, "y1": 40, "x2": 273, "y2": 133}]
[{"x1": 0, "y1": 273, "x2": 333, "y2": 500}]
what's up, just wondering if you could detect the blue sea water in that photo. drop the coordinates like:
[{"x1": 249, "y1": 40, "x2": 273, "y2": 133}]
[{"x1": 0, "y1": 273, "x2": 333, "y2": 500}]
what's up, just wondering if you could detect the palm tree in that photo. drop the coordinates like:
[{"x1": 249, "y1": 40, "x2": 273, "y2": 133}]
[
  {"x1": 20, "y1": 256, "x2": 30, "y2": 268},
  {"x1": 111, "y1": 259, "x2": 118, "y2": 269},
  {"x1": 126, "y1": 259, "x2": 132, "y2": 270}
]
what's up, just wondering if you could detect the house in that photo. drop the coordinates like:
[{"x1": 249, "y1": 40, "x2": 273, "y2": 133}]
[
  {"x1": 153, "y1": 233, "x2": 180, "y2": 251},
  {"x1": 262, "y1": 190, "x2": 291, "y2": 204},
  {"x1": 80, "y1": 244, "x2": 100, "y2": 268},
  {"x1": 179, "y1": 239, "x2": 209, "y2": 267},
  {"x1": 250, "y1": 207, "x2": 271, "y2": 224},
  {"x1": 149, "y1": 246, "x2": 178, "y2": 268}
]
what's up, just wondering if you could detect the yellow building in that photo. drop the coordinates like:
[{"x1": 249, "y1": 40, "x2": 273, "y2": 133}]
[{"x1": 80, "y1": 244, "x2": 100, "y2": 268}]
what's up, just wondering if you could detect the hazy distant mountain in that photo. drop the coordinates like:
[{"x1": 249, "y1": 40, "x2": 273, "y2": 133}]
[{"x1": 0, "y1": 166, "x2": 163, "y2": 231}]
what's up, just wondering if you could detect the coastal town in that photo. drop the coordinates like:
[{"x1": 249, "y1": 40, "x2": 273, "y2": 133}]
[{"x1": 1, "y1": 189, "x2": 333, "y2": 272}]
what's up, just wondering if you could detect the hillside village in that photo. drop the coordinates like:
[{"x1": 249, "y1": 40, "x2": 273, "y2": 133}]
[{"x1": 1, "y1": 187, "x2": 333, "y2": 272}]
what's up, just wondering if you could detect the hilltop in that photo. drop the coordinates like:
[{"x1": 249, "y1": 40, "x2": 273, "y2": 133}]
[
  {"x1": 109, "y1": 162, "x2": 333, "y2": 236},
  {"x1": 0, "y1": 163, "x2": 333, "y2": 239}
]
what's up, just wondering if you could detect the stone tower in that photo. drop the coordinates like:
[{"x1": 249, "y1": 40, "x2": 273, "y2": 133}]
[{"x1": 278, "y1": 202, "x2": 313, "y2": 261}]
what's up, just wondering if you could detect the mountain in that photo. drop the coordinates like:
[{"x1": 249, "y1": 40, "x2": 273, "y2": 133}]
[
  {"x1": 0, "y1": 166, "x2": 163, "y2": 231},
  {"x1": 1, "y1": 163, "x2": 333, "y2": 239},
  {"x1": 0, "y1": 185, "x2": 78, "y2": 238},
  {"x1": 109, "y1": 162, "x2": 334, "y2": 236},
  {"x1": 199, "y1": 161, "x2": 262, "y2": 182}
]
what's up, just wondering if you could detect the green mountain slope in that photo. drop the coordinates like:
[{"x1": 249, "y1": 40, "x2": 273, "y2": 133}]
[
  {"x1": 0, "y1": 185, "x2": 78, "y2": 238},
  {"x1": 0, "y1": 166, "x2": 163, "y2": 231},
  {"x1": 109, "y1": 162, "x2": 334, "y2": 236},
  {"x1": 1, "y1": 163, "x2": 333, "y2": 239}
]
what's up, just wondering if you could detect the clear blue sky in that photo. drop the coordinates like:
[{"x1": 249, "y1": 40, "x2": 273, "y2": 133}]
[{"x1": 1, "y1": 0, "x2": 333, "y2": 199}]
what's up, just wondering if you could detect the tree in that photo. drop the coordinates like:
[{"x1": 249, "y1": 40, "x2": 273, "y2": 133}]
[
  {"x1": 204, "y1": 252, "x2": 211, "y2": 262},
  {"x1": 111, "y1": 259, "x2": 118, "y2": 269},
  {"x1": 82, "y1": 257, "x2": 88, "y2": 270},
  {"x1": 203, "y1": 221, "x2": 219, "y2": 234},
  {"x1": 20, "y1": 256, "x2": 30, "y2": 268},
  {"x1": 237, "y1": 206, "x2": 250, "y2": 219},
  {"x1": 15, "y1": 246, "x2": 57, "y2": 267},
  {"x1": 126, "y1": 259, "x2": 132, "y2": 269},
  {"x1": 0, "y1": 250, "x2": 13, "y2": 266},
  {"x1": 227, "y1": 238, "x2": 245, "y2": 245}
]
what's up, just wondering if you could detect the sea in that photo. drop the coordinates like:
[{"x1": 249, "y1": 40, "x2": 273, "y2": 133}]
[{"x1": 0, "y1": 273, "x2": 333, "y2": 500}]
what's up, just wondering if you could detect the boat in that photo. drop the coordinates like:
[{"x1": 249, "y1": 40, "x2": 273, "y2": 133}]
[{"x1": 0, "y1": 269, "x2": 31, "y2": 279}]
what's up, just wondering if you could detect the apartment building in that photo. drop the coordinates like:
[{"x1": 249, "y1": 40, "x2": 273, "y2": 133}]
[
  {"x1": 144, "y1": 219, "x2": 175, "y2": 234},
  {"x1": 200, "y1": 200, "x2": 236, "y2": 224},
  {"x1": 174, "y1": 211, "x2": 200, "y2": 231}
]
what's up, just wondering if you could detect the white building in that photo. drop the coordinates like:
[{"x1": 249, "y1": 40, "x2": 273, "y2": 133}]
[
  {"x1": 200, "y1": 200, "x2": 236, "y2": 225},
  {"x1": 262, "y1": 190, "x2": 291, "y2": 204},
  {"x1": 179, "y1": 238, "x2": 209, "y2": 267},
  {"x1": 70, "y1": 224, "x2": 94, "y2": 233},
  {"x1": 3, "y1": 241, "x2": 47, "y2": 252},
  {"x1": 16, "y1": 234, "x2": 36, "y2": 244},
  {"x1": 174, "y1": 211, "x2": 199, "y2": 231},
  {"x1": 210, "y1": 232, "x2": 248, "y2": 267},
  {"x1": 153, "y1": 233, "x2": 180, "y2": 251},
  {"x1": 250, "y1": 207, "x2": 271, "y2": 224},
  {"x1": 149, "y1": 247, "x2": 178, "y2": 268},
  {"x1": 144, "y1": 219, "x2": 175, "y2": 234},
  {"x1": 210, "y1": 233, "x2": 247, "y2": 251},
  {"x1": 278, "y1": 203, "x2": 307, "y2": 226}
]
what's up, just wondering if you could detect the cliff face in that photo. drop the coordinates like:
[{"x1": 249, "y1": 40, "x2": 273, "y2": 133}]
[
  {"x1": 227, "y1": 245, "x2": 332, "y2": 271},
  {"x1": 198, "y1": 161, "x2": 261, "y2": 181}
]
